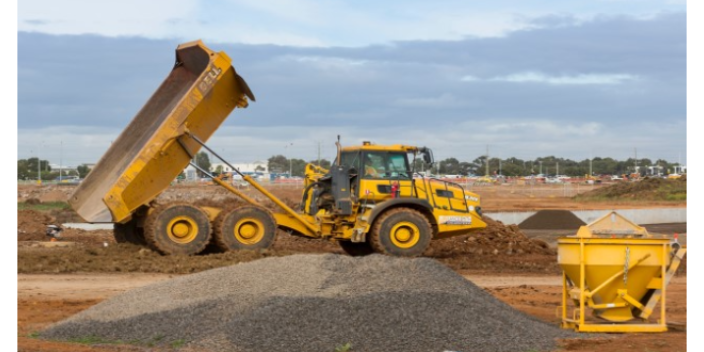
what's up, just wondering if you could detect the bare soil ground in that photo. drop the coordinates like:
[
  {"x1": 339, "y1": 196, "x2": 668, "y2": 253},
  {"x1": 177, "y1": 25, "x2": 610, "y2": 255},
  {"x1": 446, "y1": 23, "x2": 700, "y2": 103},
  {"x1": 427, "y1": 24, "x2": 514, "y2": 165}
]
[
  {"x1": 16, "y1": 184, "x2": 688, "y2": 352},
  {"x1": 17, "y1": 181, "x2": 687, "y2": 212}
]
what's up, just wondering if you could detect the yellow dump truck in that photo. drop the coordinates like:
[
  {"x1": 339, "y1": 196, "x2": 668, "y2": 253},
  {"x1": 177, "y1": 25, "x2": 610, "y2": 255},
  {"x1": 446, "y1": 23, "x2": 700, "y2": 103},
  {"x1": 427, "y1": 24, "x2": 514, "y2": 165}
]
[{"x1": 70, "y1": 40, "x2": 487, "y2": 257}]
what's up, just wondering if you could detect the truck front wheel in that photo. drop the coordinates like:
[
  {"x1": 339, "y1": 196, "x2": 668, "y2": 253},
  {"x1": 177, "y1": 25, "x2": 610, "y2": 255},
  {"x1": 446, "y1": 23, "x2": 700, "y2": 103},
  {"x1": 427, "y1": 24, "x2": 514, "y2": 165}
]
[{"x1": 370, "y1": 208, "x2": 432, "y2": 257}]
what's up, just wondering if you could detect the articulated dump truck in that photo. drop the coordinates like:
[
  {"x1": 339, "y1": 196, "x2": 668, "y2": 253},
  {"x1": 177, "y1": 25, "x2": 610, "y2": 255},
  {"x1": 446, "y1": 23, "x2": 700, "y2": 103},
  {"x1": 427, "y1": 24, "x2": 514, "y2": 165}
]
[{"x1": 70, "y1": 40, "x2": 487, "y2": 257}]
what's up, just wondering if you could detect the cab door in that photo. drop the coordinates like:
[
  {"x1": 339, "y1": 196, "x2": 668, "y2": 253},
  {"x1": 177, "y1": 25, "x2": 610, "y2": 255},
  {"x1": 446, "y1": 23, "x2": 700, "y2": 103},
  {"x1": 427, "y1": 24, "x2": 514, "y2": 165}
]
[{"x1": 358, "y1": 151, "x2": 413, "y2": 203}]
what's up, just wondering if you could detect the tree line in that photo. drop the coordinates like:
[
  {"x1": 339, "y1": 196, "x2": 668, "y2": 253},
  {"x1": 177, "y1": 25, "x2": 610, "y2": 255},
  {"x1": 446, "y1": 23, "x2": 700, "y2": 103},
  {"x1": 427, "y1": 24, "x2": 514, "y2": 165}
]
[
  {"x1": 17, "y1": 158, "x2": 91, "y2": 180},
  {"x1": 17, "y1": 153, "x2": 684, "y2": 180},
  {"x1": 268, "y1": 155, "x2": 683, "y2": 177}
]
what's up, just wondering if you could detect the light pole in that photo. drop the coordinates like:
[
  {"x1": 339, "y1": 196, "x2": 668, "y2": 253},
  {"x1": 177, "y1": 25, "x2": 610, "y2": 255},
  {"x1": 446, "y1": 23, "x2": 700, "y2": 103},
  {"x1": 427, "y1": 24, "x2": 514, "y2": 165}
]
[
  {"x1": 284, "y1": 143, "x2": 293, "y2": 176},
  {"x1": 37, "y1": 142, "x2": 42, "y2": 185},
  {"x1": 60, "y1": 141, "x2": 63, "y2": 181}
]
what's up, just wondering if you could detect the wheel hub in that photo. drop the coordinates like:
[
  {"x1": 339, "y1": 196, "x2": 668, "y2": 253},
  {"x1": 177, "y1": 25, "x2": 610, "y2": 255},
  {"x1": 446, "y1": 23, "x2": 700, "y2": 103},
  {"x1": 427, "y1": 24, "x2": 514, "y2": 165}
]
[
  {"x1": 166, "y1": 216, "x2": 198, "y2": 243},
  {"x1": 390, "y1": 221, "x2": 420, "y2": 249},
  {"x1": 234, "y1": 219, "x2": 265, "y2": 244}
]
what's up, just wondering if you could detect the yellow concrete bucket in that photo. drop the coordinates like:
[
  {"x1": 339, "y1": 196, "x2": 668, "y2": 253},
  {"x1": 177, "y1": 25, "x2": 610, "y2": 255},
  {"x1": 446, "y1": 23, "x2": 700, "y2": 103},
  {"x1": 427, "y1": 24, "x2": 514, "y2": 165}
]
[{"x1": 557, "y1": 211, "x2": 685, "y2": 333}]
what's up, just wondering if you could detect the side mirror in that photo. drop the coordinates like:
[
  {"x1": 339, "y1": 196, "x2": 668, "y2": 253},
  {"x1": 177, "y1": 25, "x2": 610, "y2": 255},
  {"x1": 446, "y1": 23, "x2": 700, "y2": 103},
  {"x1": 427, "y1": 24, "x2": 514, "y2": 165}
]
[{"x1": 421, "y1": 147, "x2": 434, "y2": 166}]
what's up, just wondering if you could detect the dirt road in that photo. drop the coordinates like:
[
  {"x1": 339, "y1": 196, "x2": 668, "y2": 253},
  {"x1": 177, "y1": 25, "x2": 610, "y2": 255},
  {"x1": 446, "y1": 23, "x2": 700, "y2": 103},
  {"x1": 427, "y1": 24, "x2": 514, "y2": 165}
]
[{"x1": 18, "y1": 271, "x2": 687, "y2": 296}]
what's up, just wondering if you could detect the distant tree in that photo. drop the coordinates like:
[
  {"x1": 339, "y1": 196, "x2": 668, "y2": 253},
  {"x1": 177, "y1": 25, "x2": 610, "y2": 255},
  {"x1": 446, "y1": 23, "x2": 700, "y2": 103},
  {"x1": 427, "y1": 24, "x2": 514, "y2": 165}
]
[
  {"x1": 268, "y1": 155, "x2": 288, "y2": 174},
  {"x1": 76, "y1": 164, "x2": 92, "y2": 178},
  {"x1": 17, "y1": 159, "x2": 30, "y2": 179},
  {"x1": 195, "y1": 152, "x2": 211, "y2": 176},
  {"x1": 438, "y1": 158, "x2": 461, "y2": 175},
  {"x1": 291, "y1": 158, "x2": 307, "y2": 177},
  {"x1": 18, "y1": 158, "x2": 51, "y2": 180},
  {"x1": 500, "y1": 158, "x2": 524, "y2": 177},
  {"x1": 255, "y1": 165, "x2": 266, "y2": 172},
  {"x1": 411, "y1": 157, "x2": 429, "y2": 173},
  {"x1": 214, "y1": 164, "x2": 224, "y2": 175}
]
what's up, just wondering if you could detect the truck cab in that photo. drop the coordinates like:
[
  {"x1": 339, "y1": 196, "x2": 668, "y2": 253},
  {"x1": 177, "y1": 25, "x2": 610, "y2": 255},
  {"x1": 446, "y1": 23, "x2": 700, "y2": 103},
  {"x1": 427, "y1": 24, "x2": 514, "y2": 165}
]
[{"x1": 301, "y1": 141, "x2": 485, "y2": 255}]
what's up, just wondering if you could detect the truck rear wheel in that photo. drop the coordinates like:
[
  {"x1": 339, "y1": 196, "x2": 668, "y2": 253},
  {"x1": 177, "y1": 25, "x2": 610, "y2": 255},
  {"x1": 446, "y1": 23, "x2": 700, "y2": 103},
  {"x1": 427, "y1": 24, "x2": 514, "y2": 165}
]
[
  {"x1": 338, "y1": 240, "x2": 374, "y2": 256},
  {"x1": 144, "y1": 203, "x2": 212, "y2": 255},
  {"x1": 370, "y1": 208, "x2": 431, "y2": 257},
  {"x1": 213, "y1": 206, "x2": 277, "y2": 251},
  {"x1": 113, "y1": 216, "x2": 145, "y2": 245}
]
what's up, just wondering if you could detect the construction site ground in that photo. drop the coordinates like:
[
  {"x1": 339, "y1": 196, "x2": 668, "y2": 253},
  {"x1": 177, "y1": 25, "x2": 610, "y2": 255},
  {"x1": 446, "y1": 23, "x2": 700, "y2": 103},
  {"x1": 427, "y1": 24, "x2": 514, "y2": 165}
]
[{"x1": 16, "y1": 183, "x2": 688, "y2": 352}]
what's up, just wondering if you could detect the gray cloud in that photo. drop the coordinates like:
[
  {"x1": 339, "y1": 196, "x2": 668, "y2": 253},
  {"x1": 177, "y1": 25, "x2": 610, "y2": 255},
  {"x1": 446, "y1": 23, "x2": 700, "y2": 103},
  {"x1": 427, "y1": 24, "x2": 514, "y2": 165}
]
[
  {"x1": 24, "y1": 19, "x2": 50, "y2": 25},
  {"x1": 17, "y1": 12, "x2": 686, "y2": 165}
]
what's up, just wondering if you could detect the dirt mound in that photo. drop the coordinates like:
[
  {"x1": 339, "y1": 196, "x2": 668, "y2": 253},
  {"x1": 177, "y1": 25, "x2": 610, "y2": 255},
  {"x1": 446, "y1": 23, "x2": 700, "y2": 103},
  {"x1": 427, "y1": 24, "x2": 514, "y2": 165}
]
[
  {"x1": 18, "y1": 210, "x2": 55, "y2": 241},
  {"x1": 426, "y1": 217, "x2": 558, "y2": 273},
  {"x1": 576, "y1": 177, "x2": 686, "y2": 201},
  {"x1": 519, "y1": 210, "x2": 587, "y2": 230},
  {"x1": 428, "y1": 217, "x2": 554, "y2": 257},
  {"x1": 41, "y1": 254, "x2": 577, "y2": 352}
]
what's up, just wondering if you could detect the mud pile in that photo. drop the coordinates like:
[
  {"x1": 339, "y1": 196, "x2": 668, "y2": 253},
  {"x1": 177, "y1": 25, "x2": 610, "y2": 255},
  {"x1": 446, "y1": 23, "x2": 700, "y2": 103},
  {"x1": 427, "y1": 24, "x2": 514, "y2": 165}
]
[
  {"x1": 17, "y1": 210, "x2": 55, "y2": 241},
  {"x1": 428, "y1": 217, "x2": 553, "y2": 257}
]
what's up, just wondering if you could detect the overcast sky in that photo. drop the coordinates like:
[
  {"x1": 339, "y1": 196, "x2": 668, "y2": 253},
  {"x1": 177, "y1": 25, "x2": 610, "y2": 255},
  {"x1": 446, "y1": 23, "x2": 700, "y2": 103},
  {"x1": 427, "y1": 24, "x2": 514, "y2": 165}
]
[{"x1": 16, "y1": 0, "x2": 688, "y2": 167}]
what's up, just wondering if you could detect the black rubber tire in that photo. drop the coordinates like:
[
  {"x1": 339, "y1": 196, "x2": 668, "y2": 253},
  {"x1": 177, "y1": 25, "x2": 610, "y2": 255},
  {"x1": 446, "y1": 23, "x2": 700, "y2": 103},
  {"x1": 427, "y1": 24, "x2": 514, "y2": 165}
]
[
  {"x1": 338, "y1": 240, "x2": 375, "y2": 256},
  {"x1": 113, "y1": 216, "x2": 146, "y2": 245},
  {"x1": 213, "y1": 205, "x2": 277, "y2": 251},
  {"x1": 370, "y1": 208, "x2": 432, "y2": 257},
  {"x1": 144, "y1": 203, "x2": 212, "y2": 255}
]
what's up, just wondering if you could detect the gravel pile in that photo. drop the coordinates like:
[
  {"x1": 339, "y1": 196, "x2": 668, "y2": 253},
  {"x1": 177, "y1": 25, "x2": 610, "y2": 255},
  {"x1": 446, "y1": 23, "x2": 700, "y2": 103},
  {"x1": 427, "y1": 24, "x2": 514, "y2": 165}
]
[
  {"x1": 519, "y1": 210, "x2": 586, "y2": 230},
  {"x1": 42, "y1": 254, "x2": 577, "y2": 352}
]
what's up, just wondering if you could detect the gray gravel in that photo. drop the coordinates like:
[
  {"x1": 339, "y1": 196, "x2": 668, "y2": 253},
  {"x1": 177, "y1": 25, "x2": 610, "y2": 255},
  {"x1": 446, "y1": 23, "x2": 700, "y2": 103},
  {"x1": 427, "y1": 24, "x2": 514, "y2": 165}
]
[{"x1": 42, "y1": 254, "x2": 578, "y2": 352}]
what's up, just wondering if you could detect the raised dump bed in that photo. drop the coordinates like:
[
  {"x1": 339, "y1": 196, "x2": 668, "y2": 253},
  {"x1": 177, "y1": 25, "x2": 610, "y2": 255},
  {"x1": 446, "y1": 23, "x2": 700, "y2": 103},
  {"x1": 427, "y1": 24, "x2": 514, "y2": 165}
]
[{"x1": 69, "y1": 40, "x2": 254, "y2": 224}]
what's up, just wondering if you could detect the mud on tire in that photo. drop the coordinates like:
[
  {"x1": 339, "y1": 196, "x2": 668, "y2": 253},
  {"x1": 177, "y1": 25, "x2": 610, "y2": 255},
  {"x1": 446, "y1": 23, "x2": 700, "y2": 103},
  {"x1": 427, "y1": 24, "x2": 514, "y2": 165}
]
[
  {"x1": 213, "y1": 205, "x2": 277, "y2": 251},
  {"x1": 144, "y1": 203, "x2": 212, "y2": 255},
  {"x1": 113, "y1": 213, "x2": 146, "y2": 245}
]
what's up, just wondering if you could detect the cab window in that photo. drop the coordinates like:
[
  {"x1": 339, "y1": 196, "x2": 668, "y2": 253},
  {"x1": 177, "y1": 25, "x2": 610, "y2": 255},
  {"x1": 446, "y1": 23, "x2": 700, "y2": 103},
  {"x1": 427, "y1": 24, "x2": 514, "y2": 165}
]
[
  {"x1": 338, "y1": 151, "x2": 361, "y2": 171},
  {"x1": 362, "y1": 152, "x2": 410, "y2": 179}
]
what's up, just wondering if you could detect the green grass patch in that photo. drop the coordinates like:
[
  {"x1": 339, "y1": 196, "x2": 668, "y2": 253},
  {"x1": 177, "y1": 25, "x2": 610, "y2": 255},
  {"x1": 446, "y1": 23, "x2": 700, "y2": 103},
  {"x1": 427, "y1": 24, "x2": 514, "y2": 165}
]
[
  {"x1": 335, "y1": 342, "x2": 353, "y2": 352},
  {"x1": 59, "y1": 334, "x2": 184, "y2": 348},
  {"x1": 18, "y1": 201, "x2": 71, "y2": 211},
  {"x1": 666, "y1": 193, "x2": 687, "y2": 201},
  {"x1": 67, "y1": 335, "x2": 121, "y2": 345}
]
